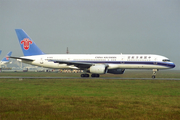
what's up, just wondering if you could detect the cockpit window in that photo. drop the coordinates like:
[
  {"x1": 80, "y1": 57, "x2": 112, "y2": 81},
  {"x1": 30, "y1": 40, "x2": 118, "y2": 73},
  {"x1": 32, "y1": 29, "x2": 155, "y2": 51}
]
[{"x1": 162, "y1": 59, "x2": 170, "y2": 62}]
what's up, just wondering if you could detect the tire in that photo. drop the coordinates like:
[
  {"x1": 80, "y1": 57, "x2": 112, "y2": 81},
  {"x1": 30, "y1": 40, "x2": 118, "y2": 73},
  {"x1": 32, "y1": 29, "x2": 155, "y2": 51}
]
[
  {"x1": 85, "y1": 74, "x2": 89, "y2": 77},
  {"x1": 91, "y1": 74, "x2": 100, "y2": 78},
  {"x1": 81, "y1": 74, "x2": 84, "y2": 77}
]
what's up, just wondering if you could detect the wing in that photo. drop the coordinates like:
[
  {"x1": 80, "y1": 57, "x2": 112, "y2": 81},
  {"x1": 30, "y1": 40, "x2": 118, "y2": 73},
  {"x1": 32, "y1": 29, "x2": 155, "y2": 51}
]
[
  {"x1": 10, "y1": 56, "x2": 34, "y2": 62},
  {"x1": 49, "y1": 60, "x2": 94, "y2": 69}
]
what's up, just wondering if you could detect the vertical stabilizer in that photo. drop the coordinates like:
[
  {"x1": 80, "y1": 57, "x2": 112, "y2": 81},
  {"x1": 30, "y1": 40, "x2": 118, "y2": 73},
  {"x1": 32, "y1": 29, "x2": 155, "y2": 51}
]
[
  {"x1": 15, "y1": 29, "x2": 44, "y2": 56},
  {"x1": 1, "y1": 51, "x2": 12, "y2": 62}
]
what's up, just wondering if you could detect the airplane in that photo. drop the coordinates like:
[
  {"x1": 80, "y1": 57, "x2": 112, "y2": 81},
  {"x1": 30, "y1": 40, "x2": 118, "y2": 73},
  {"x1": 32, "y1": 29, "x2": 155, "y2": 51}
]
[
  {"x1": 0, "y1": 50, "x2": 2, "y2": 55},
  {"x1": 0, "y1": 51, "x2": 12, "y2": 65},
  {"x1": 11, "y1": 29, "x2": 175, "y2": 78}
]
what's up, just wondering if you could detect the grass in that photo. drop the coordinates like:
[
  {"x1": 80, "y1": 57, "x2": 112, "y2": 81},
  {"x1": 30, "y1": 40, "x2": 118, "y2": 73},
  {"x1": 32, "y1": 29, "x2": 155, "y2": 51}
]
[{"x1": 0, "y1": 71, "x2": 180, "y2": 119}]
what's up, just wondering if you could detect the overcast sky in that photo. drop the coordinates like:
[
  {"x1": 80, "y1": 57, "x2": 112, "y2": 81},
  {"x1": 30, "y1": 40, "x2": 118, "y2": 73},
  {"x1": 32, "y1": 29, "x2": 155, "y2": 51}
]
[{"x1": 1, "y1": 0, "x2": 180, "y2": 69}]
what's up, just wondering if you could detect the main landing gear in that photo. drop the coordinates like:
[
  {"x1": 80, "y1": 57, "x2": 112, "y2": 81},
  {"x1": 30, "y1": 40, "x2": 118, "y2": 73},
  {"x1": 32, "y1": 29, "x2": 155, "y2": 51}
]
[
  {"x1": 152, "y1": 69, "x2": 158, "y2": 79},
  {"x1": 81, "y1": 74, "x2": 100, "y2": 78},
  {"x1": 81, "y1": 74, "x2": 89, "y2": 77}
]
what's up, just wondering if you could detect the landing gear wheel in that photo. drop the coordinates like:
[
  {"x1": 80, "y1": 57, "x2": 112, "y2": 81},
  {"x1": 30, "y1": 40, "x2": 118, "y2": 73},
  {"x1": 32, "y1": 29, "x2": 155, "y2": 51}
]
[
  {"x1": 152, "y1": 69, "x2": 158, "y2": 79},
  {"x1": 91, "y1": 74, "x2": 100, "y2": 78},
  {"x1": 81, "y1": 74, "x2": 89, "y2": 78},
  {"x1": 85, "y1": 74, "x2": 89, "y2": 77},
  {"x1": 81, "y1": 74, "x2": 85, "y2": 77}
]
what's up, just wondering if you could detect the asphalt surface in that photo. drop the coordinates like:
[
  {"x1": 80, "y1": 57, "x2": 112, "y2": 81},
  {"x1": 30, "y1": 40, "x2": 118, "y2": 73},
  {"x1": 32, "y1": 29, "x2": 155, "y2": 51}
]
[{"x1": 0, "y1": 77, "x2": 180, "y2": 80}]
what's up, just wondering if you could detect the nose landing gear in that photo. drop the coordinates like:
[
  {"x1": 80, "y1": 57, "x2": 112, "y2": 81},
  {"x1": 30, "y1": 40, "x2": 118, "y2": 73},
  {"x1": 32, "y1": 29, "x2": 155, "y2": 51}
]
[{"x1": 152, "y1": 69, "x2": 158, "y2": 79}]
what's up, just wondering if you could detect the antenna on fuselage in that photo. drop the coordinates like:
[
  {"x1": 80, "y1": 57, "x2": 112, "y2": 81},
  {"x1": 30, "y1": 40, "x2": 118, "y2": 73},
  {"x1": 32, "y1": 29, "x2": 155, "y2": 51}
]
[{"x1": 66, "y1": 47, "x2": 69, "y2": 54}]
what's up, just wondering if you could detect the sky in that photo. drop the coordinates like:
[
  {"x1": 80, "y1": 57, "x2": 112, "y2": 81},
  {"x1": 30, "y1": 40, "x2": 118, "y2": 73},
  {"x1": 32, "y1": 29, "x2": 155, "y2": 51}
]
[{"x1": 1, "y1": 0, "x2": 180, "y2": 69}]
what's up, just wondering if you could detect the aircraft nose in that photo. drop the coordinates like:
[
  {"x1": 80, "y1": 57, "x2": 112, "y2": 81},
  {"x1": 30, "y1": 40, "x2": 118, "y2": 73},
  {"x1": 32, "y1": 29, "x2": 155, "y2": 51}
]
[
  {"x1": 171, "y1": 63, "x2": 175, "y2": 68},
  {"x1": 173, "y1": 63, "x2": 175, "y2": 68}
]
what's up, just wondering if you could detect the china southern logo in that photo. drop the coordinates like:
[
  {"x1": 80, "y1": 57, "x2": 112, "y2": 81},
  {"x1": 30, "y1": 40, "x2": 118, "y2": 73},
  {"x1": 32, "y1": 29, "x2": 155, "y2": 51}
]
[{"x1": 21, "y1": 38, "x2": 33, "y2": 50}]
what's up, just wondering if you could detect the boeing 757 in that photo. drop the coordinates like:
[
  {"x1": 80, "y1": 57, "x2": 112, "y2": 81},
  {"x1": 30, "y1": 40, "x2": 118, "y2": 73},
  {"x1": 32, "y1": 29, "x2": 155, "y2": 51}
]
[
  {"x1": 11, "y1": 29, "x2": 175, "y2": 78},
  {"x1": 0, "y1": 51, "x2": 12, "y2": 65}
]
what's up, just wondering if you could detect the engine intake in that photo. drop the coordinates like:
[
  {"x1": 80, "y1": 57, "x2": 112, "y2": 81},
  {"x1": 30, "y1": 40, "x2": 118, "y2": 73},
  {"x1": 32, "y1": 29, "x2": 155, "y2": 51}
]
[{"x1": 89, "y1": 64, "x2": 108, "y2": 74}]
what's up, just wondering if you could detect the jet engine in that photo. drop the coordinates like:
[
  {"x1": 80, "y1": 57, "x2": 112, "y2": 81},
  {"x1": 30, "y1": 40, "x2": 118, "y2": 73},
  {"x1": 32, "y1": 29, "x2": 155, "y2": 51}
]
[
  {"x1": 107, "y1": 69, "x2": 125, "y2": 74},
  {"x1": 89, "y1": 64, "x2": 108, "y2": 74}
]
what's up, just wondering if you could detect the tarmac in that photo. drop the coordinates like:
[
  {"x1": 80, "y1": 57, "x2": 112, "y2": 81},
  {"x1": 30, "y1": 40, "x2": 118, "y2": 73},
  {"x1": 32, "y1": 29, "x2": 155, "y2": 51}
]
[{"x1": 0, "y1": 77, "x2": 180, "y2": 80}]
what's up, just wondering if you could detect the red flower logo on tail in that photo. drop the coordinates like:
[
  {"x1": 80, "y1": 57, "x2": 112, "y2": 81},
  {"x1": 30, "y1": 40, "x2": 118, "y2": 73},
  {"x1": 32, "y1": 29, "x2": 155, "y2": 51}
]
[
  {"x1": 6, "y1": 57, "x2": 9, "y2": 60},
  {"x1": 21, "y1": 38, "x2": 33, "y2": 50}
]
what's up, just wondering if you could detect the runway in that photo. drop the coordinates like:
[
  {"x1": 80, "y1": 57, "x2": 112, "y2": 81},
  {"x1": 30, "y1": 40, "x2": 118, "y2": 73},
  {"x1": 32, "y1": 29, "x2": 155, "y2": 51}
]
[{"x1": 0, "y1": 76, "x2": 180, "y2": 80}]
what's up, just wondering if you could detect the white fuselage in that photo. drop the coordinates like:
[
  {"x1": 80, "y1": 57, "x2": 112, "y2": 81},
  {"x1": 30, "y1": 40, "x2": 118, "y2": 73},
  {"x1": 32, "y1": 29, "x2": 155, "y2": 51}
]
[
  {"x1": 20, "y1": 54, "x2": 175, "y2": 70},
  {"x1": 0, "y1": 61, "x2": 10, "y2": 66}
]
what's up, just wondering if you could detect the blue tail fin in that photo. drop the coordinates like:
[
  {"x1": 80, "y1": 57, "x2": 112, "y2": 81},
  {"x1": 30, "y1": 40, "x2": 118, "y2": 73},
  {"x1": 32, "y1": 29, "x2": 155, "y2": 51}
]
[
  {"x1": 15, "y1": 29, "x2": 44, "y2": 56},
  {"x1": 0, "y1": 50, "x2": 2, "y2": 55},
  {"x1": 1, "y1": 51, "x2": 12, "y2": 62}
]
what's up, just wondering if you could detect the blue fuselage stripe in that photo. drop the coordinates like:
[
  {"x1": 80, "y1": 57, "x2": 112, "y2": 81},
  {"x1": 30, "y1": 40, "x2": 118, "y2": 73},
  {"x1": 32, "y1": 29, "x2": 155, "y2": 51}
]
[{"x1": 74, "y1": 61, "x2": 175, "y2": 68}]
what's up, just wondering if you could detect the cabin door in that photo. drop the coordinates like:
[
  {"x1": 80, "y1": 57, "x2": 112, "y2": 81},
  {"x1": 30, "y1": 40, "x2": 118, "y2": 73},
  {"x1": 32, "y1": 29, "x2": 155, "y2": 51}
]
[{"x1": 40, "y1": 58, "x2": 44, "y2": 64}]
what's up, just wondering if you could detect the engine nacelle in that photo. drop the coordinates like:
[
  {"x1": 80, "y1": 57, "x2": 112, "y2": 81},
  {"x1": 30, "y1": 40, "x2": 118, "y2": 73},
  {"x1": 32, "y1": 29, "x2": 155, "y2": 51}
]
[
  {"x1": 107, "y1": 69, "x2": 125, "y2": 74},
  {"x1": 89, "y1": 64, "x2": 108, "y2": 74}
]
